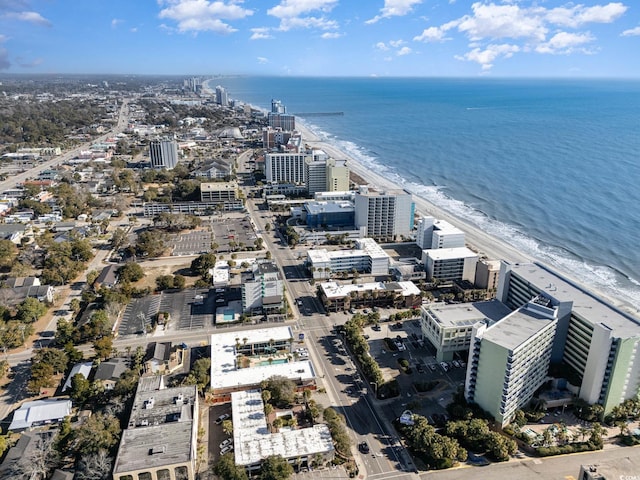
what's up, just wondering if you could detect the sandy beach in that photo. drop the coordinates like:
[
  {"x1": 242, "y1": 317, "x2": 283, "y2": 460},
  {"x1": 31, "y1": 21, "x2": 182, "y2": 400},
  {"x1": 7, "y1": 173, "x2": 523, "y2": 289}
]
[{"x1": 295, "y1": 122, "x2": 531, "y2": 265}]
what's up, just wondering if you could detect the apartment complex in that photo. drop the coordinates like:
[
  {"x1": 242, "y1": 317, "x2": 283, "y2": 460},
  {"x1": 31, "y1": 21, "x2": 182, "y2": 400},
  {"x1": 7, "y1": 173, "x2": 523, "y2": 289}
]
[
  {"x1": 354, "y1": 187, "x2": 414, "y2": 241},
  {"x1": 233, "y1": 390, "x2": 334, "y2": 472},
  {"x1": 307, "y1": 238, "x2": 390, "y2": 279},
  {"x1": 149, "y1": 137, "x2": 179, "y2": 170},
  {"x1": 241, "y1": 261, "x2": 284, "y2": 314},
  {"x1": 416, "y1": 216, "x2": 466, "y2": 250},
  {"x1": 465, "y1": 297, "x2": 559, "y2": 426},
  {"x1": 422, "y1": 247, "x2": 478, "y2": 282},
  {"x1": 496, "y1": 262, "x2": 640, "y2": 416},
  {"x1": 112, "y1": 377, "x2": 198, "y2": 480},
  {"x1": 209, "y1": 326, "x2": 316, "y2": 403}
]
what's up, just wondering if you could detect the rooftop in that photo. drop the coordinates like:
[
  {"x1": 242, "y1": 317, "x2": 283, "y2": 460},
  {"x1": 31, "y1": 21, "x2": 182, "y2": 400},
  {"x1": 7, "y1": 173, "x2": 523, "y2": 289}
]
[
  {"x1": 423, "y1": 299, "x2": 511, "y2": 328},
  {"x1": 210, "y1": 327, "x2": 315, "y2": 391},
  {"x1": 509, "y1": 262, "x2": 640, "y2": 338},
  {"x1": 483, "y1": 300, "x2": 557, "y2": 351},
  {"x1": 9, "y1": 398, "x2": 72, "y2": 431},
  {"x1": 320, "y1": 280, "x2": 420, "y2": 299},
  {"x1": 424, "y1": 247, "x2": 479, "y2": 261},
  {"x1": 113, "y1": 383, "x2": 198, "y2": 474},
  {"x1": 232, "y1": 390, "x2": 334, "y2": 467},
  {"x1": 304, "y1": 200, "x2": 354, "y2": 215}
]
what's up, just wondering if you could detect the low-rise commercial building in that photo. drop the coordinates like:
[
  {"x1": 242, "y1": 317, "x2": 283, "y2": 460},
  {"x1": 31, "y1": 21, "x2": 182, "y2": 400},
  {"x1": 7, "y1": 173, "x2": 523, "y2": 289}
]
[
  {"x1": 233, "y1": 390, "x2": 334, "y2": 472},
  {"x1": 200, "y1": 181, "x2": 239, "y2": 203},
  {"x1": 112, "y1": 377, "x2": 198, "y2": 480},
  {"x1": 318, "y1": 280, "x2": 421, "y2": 311}
]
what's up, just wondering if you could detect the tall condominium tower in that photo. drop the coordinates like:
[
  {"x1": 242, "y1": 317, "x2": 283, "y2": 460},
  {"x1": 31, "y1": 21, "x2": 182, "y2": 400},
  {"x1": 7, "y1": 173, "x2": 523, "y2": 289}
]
[
  {"x1": 149, "y1": 138, "x2": 179, "y2": 170},
  {"x1": 215, "y1": 86, "x2": 229, "y2": 107},
  {"x1": 354, "y1": 187, "x2": 415, "y2": 241}
]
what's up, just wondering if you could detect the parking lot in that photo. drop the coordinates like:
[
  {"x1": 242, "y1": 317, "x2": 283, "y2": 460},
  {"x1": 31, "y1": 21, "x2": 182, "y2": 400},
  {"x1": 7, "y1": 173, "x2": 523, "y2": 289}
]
[{"x1": 362, "y1": 317, "x2": 467, "y2": 423}]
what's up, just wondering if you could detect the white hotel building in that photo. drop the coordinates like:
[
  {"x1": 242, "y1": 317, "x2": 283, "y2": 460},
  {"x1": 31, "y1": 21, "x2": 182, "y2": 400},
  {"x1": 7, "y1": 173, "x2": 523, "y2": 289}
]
[
  {"x1": 422, "y1": 247, "x2": 478, "y2": 283},
  {"x1": 307, "y1": 238, "x2": 390, "y2": 279}
]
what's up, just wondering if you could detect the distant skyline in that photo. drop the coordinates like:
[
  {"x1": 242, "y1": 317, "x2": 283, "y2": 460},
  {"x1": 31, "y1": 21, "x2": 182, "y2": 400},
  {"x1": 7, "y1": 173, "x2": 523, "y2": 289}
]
[{"x1": 1, "y1": 1, "x2": 639, "y2": 77}]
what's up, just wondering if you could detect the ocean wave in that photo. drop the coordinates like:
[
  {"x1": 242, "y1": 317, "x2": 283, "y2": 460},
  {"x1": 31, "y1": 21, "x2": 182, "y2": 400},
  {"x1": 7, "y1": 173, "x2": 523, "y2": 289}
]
[{"x1": 299, "y1": 118, "x2": 640, "y2": 311}]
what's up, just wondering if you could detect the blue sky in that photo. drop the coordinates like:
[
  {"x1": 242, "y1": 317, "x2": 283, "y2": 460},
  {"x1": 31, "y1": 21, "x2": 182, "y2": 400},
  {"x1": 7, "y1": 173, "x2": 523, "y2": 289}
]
[{"x1": 1, "y1": 0, "x2": 639, "y2": 77}]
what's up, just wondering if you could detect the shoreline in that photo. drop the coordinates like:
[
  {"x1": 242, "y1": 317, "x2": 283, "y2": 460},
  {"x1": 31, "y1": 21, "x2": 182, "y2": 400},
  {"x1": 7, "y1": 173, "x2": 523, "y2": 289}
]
[{"x1": 293, "y1": 119, "x2": 638, "y2": 316}]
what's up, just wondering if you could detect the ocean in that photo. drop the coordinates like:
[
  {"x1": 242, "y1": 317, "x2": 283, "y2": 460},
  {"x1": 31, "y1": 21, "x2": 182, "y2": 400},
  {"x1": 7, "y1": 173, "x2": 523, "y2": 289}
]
[{"x1": 215, "y1": 76, "x2": 640, "y2": 311}]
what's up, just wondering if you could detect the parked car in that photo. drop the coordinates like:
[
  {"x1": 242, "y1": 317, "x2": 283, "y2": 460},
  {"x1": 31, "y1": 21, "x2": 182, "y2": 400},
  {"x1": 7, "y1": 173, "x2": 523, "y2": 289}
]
[
  {"x1": 359, "y1": 441, "x2": 370, "y2": 453},
  {"x1": 220, "y1": 445, "x2": 234, "y2": 455},
  {"x1": 440, "y1": 362, "x2": 449, "y2": 372},
  {"x1": 219, "y1": 438, "x2": 232, "y2": 450},
  {"x1": 452, "y1": 360, "x2": 461, "y2": 368},
  {"x1": 215, "y1": 413, "x2": 230, "y2": 425}
]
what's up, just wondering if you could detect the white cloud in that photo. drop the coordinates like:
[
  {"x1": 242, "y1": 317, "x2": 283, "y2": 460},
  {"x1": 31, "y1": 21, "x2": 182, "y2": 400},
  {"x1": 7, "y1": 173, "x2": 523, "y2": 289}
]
[
  {"x1": 130, "y1": 27, "x2": 138, "y2": 33},
  {"x1": 456, "y1": 3, "x2": 547, "y2": 42},
  {"x1": 267, "y1": 0, "x2": 339, "y2": 33},
  {"x1": 158, "y1": 0, "x2": 253, "y2": 34},
  {"x1": 4, "y1": 10, "x2": 51, "y2": 27},
  {"x1": 278, "y1": 16, "x2": 338, "y2": 32},
  {"x1": 621, "y1": 26, "x2": 640, "y2": 36},
  {"x1": 455, "y1": 43, "x2": 520, "y2": 70},
  {"x1": 268, "y1": 0, "x2": 337, "y2": 18},
  {"x1": 321, "y1": 32, "x2": 343, "y2": 39},
  {"x1": 366, "y1": 0, "x2": 423, "y2": 24},
  {"x1": 397, "y1": 46, "x2": 412, "y2": 55},
  {"x1": 257, "y1": 57, "x2": 269, "y2": 64},
  {"x1": 250, "y1": 27, "x2": 273, "y2": 40},
  {"x1": 414, "y1": 26, "x2": 448, "y2": 42},
  {"x1": 375, "y1": 42, "x2": 390, "y2": 51},
  {"x1": 389, "y1": 39, "x2": 405, "y2": 48},
  {"x1": 546, "y1": 2, "x2": 627, "y2": 28},
  {"x1": 535, "y1": 31, "x2": 595, "y2": 54},
  {"x1": 416, "y1": 1, "x2": 630, "y2": 71},
  {"x1": 111, "y1": 18, "x2": 123, "y2": 28}
]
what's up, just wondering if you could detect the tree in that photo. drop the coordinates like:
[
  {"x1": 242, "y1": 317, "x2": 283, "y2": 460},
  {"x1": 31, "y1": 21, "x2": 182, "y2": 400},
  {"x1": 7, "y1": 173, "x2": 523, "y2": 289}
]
[
  {"x1": 0, "y1": 239, "x2": 18, "y2": 270},
  {"x1": 261, "y1": 375, "x2": 296, "y2": 408},
  {"x1": 135, "y1": 230, "x2": 166, "y2": 257},
  {"x1": 155, "y1": 275, "x2": 175, "y2": 291},
  {"x1": 16, "y1": 297, "x2": 48, "y2": 322},
  {"x1": 173, "y1": 274, "x2": 186, "y2": 289},
  {"x1": 260, "y1": 455, "x2": 294, "y2": 480},
  {"x1": 117, "y1": 262, "x2": 145, "y2": 283},
  {"x1": 190, "y1": 253, "x2": 217, "y2": 276},
  {"x1": 27, "y1": 362, "x2": 56, "y2": 394},
  {"x1": 93, "y1": 335, "x2": 114, "y2": 360},
  {"x1": 75, "y1": 448, "x2": 113, "y2": 480},
  {"x1": 33, "y1": 347, "x2": 69, "y2": 374},
  {"x1": 183, "y1": 357, "x2": 211, "y2": 392},
  {"x1": 110, "y1": 228, "x2": 128, "y2": 250},
  {"x1": 214, "y1": 453, "x2": 248, "y2": 480},
  {"x1": 69, "y1": 373, "x2": 92, "y2": 405},
  {"x1": 222, "y1": 419, "x2": 233, "y2": 436},
  {"x1": 71, "y1": 413, "x2": 121, "y2": 457}
]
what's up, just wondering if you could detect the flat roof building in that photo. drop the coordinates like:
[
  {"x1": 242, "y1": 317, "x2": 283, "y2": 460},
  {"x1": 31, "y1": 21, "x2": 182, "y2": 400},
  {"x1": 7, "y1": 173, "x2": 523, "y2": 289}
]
[
  {"x1": 307, "y1": 238, "x2": 390, "y2": 279},
  {"x1": 354, "y1": 187, "x2": 414, "y2": 241},
  {"x1": 209, "y1": 326, "x2": 316, "y2": 403},
  {"x1": 9, "y1": 398, "x2": 72, "y2": 431},
  {"x1": 497, "y1": 261, "x2": 640, "y2": 416},
  {"x1": 232, "y1": 390, "x2": 334, "y2": 472},
  {"x1": 420, "y1": 300, "x2": 511, "y2": 362},
  {"x1": 112, "y1": 378, "x2": 198, "y2": 480},
  {"x1": 423, "y1": 247, "x2": 478, "y2": 283},
  {"x1": 465, "y1": 297, "x2": 558, "y2": 426}
]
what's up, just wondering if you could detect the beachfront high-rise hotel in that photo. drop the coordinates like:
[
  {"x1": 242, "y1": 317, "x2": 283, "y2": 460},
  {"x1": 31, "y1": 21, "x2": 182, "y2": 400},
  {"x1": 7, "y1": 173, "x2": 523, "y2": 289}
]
[
  {"x1": 465, "y1": 261, "x2": 640, "y2": 425},
  {"x1": 354, "y1": 186, "x2": 414, "y2": 241}
]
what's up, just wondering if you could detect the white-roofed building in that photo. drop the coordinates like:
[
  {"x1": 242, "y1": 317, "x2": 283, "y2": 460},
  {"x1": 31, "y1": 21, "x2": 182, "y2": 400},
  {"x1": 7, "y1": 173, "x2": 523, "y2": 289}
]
[
  {"x1": 232, "y1": 390, "x2": 334, "y2": 472},
  {"x1": 307, "y1": 238, "x2": 390, "y2": 279},
  {"x1": 209, "y1": 326, "x2": 317, "y2": 403},
  {"x1": 318, "y1": 280, "x2": 421, "y2": 312},
  {"x1": 61, "y1": 361, "x2": 93, "y2": 392},
  {"x1": 9, "y1": 398, "x2": 72, "y2": 431},
  {"x1": 423, "y1": 246, "x2": 478, "y2": 283}
]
